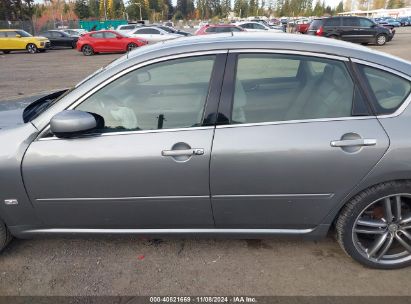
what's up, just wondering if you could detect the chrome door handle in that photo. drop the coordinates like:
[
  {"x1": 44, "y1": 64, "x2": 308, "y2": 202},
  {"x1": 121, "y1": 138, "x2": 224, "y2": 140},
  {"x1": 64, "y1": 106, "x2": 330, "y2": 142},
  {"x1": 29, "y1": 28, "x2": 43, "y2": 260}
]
[
  {"x1": 161, "y1": 148, "x2": 204, "y2": 157},
  {"x1": 330, "y1": 139, "x2": 377, "y2": 147}
]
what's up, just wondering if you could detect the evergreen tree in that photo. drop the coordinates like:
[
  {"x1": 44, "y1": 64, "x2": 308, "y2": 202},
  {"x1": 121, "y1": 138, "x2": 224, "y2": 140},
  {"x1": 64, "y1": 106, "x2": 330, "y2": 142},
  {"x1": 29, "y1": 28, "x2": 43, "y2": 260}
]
[{"x1": 75, "y1": 0, "x2": 90, "y2": 19}]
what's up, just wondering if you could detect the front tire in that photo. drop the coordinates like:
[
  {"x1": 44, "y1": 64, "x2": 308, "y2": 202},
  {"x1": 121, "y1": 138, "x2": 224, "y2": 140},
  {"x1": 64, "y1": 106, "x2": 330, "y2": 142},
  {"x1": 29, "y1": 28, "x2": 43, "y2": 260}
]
[
  {"x1": 0, "y1": 219, "x2": 12, "y2": 253},
  {"x1": 27, "y1": 43, "x2": 38, "y2": 54},
  {"x1": 82, "y1": 45, "x2": 94, "y2": 56},
  {"x1": 127, "y1": 43, "x2": 138, "y2": 52},
  {"x1": 376, "y1": 34, "x2": 387, "y2": 46},
  {"x1": 336, "y1": 181, "x2": 411, "y2": 269}
]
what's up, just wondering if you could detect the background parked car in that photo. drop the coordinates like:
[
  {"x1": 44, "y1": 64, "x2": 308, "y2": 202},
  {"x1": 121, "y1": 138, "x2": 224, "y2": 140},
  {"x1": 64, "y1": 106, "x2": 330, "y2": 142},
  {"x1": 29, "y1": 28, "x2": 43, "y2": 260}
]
[
  {"x1": 127, "y1": 27, "x2": 181, "y2": 44},
  {"x1": 76, "y1": 30, "x2": 147, "y2": 56},
  {"x1": 39, "y1": 30, "x2": 79, "y2": 49},
  {"x1": 116, "y1": 24, "x2": 143, "y2": 35},
  {"x1": 0, "y1": 29, "x2": 50, "y2": 54},
  {"x1": 234, "y1": 21, "x2": 284, "y2": 33},
  {"x1": 296, "y1": 21, "x2": 311, "y2": 34},
  {"x1": 152, "y1": 24, "x2": 192, "y2": 36},
  {"x1": 63, "y1": 29, "x2": 87, "y2": 36},
  {"x1": 195, "y1": 24, "x2": 244, "y2": 35},
  {"x1": 308, "y1": 16, "x2": 393, "y2": 46}
]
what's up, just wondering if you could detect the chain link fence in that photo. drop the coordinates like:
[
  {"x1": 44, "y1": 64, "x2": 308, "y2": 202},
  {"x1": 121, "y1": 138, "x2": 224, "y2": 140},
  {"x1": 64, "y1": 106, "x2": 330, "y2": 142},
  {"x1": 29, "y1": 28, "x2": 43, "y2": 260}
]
[{"x1": 0, "y1": 20, "x2": 80, "y2": 35}]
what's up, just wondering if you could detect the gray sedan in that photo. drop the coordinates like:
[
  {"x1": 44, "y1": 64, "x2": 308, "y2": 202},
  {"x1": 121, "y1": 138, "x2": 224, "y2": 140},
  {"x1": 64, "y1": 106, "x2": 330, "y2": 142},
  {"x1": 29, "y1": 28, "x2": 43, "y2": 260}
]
[{"x1": 1, "y1": 33, "x2": 411, "y2": 269}]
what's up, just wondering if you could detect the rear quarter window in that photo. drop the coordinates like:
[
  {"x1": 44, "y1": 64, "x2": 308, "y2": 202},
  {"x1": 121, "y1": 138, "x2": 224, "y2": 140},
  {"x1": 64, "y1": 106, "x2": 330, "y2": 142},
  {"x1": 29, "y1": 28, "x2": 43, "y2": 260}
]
[
  {"x1": 309, "y1": 19, "x2": 323, "y2": 29},
  {"x1": 359, "y1": 65, "x2": 411, "y2": 115}
]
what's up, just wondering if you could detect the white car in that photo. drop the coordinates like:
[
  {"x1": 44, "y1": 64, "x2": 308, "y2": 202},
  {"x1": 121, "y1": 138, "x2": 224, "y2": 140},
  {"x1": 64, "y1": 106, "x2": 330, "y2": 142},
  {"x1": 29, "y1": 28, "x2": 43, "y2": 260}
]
[
  {"x1": 235, "y1": 21, "x2": 284, "y2": 33},
  {"x1": 127, "y1": 27, "x2": 181, "y2": 44},
  {"x1": 116, "y1": 24, "x2": 143, "y2": 35}
]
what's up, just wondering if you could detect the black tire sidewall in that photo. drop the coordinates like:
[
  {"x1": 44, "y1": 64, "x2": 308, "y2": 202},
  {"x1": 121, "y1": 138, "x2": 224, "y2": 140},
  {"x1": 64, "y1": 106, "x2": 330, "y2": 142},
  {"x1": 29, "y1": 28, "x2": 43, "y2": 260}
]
[{"x1": 339, "y1": 181, "x2": 411, "y2": 269}]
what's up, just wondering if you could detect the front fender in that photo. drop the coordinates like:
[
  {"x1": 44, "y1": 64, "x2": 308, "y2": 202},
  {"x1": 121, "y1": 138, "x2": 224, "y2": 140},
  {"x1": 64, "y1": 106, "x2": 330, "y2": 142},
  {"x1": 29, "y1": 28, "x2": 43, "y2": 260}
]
[{"x1": 0, "y1": 123, "x2": 41, "y2": 228}]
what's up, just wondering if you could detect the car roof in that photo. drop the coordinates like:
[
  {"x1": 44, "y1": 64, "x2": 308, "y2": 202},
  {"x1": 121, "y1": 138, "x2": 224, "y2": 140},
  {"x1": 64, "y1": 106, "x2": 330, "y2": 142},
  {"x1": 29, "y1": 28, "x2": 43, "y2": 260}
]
[{"x1": 98, "y1": 32, "x2": 411, "y2": 79}]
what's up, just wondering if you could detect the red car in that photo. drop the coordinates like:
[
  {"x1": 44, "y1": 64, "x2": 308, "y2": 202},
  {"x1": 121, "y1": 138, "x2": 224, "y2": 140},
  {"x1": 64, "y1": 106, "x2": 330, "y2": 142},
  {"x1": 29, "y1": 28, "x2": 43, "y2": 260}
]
[
  {"x1": 76, "y1": 30, "x2": 148, "y2": 56},
  {"x1": 195, "y1": 24, "x2": 244, "y2": 35},
  {"x1": 296, "y1": 22, "x2": 311, "y2": 34}
]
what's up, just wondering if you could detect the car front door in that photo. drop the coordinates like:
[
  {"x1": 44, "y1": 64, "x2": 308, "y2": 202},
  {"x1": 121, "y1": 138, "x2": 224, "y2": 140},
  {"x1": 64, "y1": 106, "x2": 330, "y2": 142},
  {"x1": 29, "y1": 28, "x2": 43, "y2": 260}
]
[
  {"x1": 210, "y1": 52, "x2": 389, "y2": 230},
  {"x1": 358, "y1": 18, "x2": 377, "y2": 42},
  {"x1": 22, "y1": 53, "x2": 226, "y2": 228}
]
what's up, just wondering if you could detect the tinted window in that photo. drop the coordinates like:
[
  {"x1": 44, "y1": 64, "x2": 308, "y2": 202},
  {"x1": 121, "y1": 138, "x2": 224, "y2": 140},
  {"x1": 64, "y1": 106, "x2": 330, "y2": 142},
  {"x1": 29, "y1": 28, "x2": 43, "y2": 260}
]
[
  {"x1": 40, "y1": 32, "x2": 51, "y2": 38},
  {"x1": 90, "y1": 32, "x2": 104, "y2": 38},
  {"x1": 359, "y1": 65, "x2": 411, "y2": 114},
  {"x1": 240, "y1": 23, "x2": 252, "y2": 29},
  {"x1": 231, "y1": 54, "x2": 355, "y2": 124},
  {"x1": 253, "y1": 23, "x2": 266, "y2": 29},
  {"x1": 104, "y1": 32, "x2": 117, "y2": 38},
  {"x1": 205, "y1": 27, "x2": 216, "y2": 33},
  {"x1": 77, "y1": 56, "x2": 216, "y2": 132},
  {"x1": 136, "y1": 28, "x2": 160, "y2": 34},
  {"x1": 360, "y1": 18, "x2": 374, "y2": 27},
  {"x1": 324, "y1": 18, "x2": 341, "y2": 26},
  {"x1": 343, "y1": 17, "x2": 360, "y2": 26},
  {"x1": 309, "y1": 19, "x2": 323, "y2": 29},
  {"x1": 120, "y1": 25, "x2": 135, "y2": 30},
  {"x1": 0, "y1": 32, "x2": 6, "y2": 37},
  {"x1": 215, "y1": 27, "x2": 242, "y2": 33}
]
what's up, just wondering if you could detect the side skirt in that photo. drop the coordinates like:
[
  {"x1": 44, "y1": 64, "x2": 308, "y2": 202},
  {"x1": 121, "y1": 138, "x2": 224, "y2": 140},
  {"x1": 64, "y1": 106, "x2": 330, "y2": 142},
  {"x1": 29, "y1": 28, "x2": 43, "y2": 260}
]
[{"x1": 9, "y1": 224, "x2": 331, "y2": 240}]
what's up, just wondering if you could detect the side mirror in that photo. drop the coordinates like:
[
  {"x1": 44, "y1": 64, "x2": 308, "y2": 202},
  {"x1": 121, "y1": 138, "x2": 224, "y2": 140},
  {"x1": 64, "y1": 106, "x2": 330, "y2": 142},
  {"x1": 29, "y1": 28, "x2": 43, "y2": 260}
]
[
  {"x1": 15, "y1": 34, "x2": 21, "y2": 38},
  {"x1": 50, "y1": 110, "x2": 99, "y2": 138},
  {"x1": 117, "y1": 35, "x2": 122, "y2": 39}
]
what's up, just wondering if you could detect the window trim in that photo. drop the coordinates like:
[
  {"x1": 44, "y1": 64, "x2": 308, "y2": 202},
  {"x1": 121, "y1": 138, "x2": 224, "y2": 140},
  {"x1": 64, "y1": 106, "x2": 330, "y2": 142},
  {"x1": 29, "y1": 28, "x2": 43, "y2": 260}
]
[
  {"x1": 351, "y1": 58, "x2": 411, "y2": 118},
  {"x1": 219, "y1": 50, "x2": 359, "y2": 127},
  {"x1": 37, "y1": 50, "x2": 228, "y2": 141}
]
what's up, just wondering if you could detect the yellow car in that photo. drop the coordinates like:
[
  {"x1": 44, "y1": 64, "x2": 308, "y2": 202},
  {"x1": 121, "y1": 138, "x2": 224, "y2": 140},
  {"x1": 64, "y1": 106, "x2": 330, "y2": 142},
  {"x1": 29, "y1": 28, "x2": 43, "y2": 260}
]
[{"x1": 0, "y1": 29, "x2": 50, "y2": 54}]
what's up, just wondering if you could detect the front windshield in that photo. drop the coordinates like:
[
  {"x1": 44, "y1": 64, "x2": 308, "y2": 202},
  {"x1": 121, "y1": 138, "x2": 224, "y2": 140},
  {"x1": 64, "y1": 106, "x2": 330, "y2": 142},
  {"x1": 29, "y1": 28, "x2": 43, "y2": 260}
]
[{"x1": 16, "y1": 30, "x2": 32, "y2": 37}]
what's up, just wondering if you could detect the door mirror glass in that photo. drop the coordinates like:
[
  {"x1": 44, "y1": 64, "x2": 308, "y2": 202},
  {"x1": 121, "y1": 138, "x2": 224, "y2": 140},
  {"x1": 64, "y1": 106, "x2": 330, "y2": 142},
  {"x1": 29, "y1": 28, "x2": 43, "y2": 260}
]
[{"x1": 50, "y1": 110, "x2": 99, "y2": 138}]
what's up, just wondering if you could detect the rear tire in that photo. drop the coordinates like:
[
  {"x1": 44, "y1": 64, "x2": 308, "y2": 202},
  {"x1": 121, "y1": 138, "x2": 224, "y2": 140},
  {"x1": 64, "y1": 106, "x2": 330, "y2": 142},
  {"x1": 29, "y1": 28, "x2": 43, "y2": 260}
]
[
  {"x1": 82, "y1": 44, "x2": 94, "y2": 56},
  {"x1": 0, "y1": 219, "x2": 12, "y2": 253},
  {"x1": 376, "y1": 34, "x2": 387, "y2": 46},
  {"x1": 26, "y1": 43, "x2": 38, "y2": 54},
  {"x1": 336, "y1": 181, "x2": 411, "y2": 269}
]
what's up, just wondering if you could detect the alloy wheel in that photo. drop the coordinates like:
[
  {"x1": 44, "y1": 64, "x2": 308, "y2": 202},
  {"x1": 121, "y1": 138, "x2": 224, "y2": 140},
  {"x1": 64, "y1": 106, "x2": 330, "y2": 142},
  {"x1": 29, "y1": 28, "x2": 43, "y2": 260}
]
[
  {"x1": 353, "y1": 194, "x2": 411, "y2": 265},
  {"x1": 27, "y1": 44, "x2": 37, "y2": 54},
  {"x1": 127, "y1": 43, "x2": 137, "y2": 52},
  {"x1": 82, "y1": 45, "x2": 93, "y2": 56},
  {"x1": 377, "y1": 35, "x2": 386, "y2": 45}
]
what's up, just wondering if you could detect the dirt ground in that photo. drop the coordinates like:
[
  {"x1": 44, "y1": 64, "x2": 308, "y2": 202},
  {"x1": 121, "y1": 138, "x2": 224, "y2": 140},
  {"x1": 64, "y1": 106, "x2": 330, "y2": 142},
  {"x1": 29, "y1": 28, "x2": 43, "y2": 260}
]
[{"x1": 1, "y1": 27, "x2": 411, "y2": 297}]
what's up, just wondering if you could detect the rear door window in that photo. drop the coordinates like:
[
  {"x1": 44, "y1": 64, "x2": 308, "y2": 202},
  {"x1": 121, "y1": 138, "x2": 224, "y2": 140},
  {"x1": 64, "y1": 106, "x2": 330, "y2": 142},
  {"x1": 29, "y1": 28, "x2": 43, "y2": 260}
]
[
  {"x1": 324, "y1": 18, "x2": 341, "y2": 26},
  {"x1": 343, "y1": 17, "x2": 360, "y2": 26},
  {"x1": 231, "y1": 54, "x2": 359, "y2": 124}
]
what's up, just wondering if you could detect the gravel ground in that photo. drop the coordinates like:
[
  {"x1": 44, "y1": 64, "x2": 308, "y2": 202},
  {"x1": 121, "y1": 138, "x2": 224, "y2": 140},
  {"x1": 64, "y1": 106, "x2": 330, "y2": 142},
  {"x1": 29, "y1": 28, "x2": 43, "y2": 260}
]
[{"x1": 1, "y1": 27, "x2": 411, "y2": 297}]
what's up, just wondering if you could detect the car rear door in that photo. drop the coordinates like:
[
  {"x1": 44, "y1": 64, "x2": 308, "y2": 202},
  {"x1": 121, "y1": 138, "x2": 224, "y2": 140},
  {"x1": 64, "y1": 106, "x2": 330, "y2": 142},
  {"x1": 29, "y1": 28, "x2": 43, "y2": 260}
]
[
  {"x1": 341, "y1": 17, "x2": 361, "y2": 42},
  {"x1": 22, "y1": 53, "x2": 226, "y2": 228},
  {"x1": 210, "y1": 51, "x2": 389, "y2": 230}
]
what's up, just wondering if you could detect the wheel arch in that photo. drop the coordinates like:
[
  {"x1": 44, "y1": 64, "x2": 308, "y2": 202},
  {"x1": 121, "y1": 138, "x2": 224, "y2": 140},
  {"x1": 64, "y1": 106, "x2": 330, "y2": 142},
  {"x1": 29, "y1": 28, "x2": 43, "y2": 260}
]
[{"x1": 326, "y1": 178, "x2": 411, "y2": 230}]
